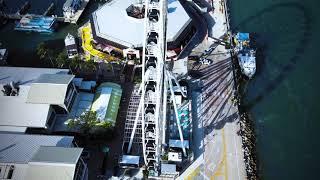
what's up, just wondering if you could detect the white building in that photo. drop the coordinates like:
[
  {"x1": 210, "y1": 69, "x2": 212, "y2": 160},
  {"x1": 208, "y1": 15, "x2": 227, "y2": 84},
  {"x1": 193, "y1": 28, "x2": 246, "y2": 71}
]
[
  {"x1": 91, "y1": 0, "x2": 192, "y2": 49},
  {"x1": 0, "y1": 133, "x2": 87, "y2": 180},
  {"x1": 0, "y1": 67, "x2": 78, "y2": 133}
]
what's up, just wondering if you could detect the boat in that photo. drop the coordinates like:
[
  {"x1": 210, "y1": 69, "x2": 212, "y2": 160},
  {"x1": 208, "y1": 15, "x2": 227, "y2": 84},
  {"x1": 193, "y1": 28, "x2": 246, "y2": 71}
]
[
  {"x1": 237, "y1": 49, "x2": 256, "y2": 79},
  {"x1": 234, "y1": 32, "x2": 256, "y2": 79},
  {"x1": 64, "y1": 33, "x2": 78, "y2": 59},
  {"x1": 63, "y1": 0, "x2": 83, "y2": 19},
  {"x1": 14, "y1": 14, "x2": 56, "y2": 33},
  {"x1": 0, "y1": 48, "x2": 8, "y2": 65}
]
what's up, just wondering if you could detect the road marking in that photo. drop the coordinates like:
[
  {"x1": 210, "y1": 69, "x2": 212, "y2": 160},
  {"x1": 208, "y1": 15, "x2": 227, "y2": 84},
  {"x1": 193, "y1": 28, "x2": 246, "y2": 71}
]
[{"x1": 211, "y1": 128, "x2": 228, "y2": 180}]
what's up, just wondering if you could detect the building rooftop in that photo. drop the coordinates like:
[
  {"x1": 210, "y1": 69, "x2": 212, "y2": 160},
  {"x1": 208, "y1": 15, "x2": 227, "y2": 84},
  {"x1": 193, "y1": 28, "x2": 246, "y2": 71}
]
[
  {"x1": 26, "y1": 74, "x2": 75, "y2": 105},
  {"x1": 92, "y1": 82, "x2": 122, "y2": 125},
  {"x1": 30, "y1": 146, "x2": 83, "y2": 165},
  {"x1": 0, "y1": 67, "x2": 70, "y2": 132},
  {"x1": 0, "y1": 67, "x2": 69, "y2": 86},
  {"x1": 0, "y1": 133, "x2": 74, "y2": 164},
  {"x1": 92, "y1": 0, "x2": 191, "y2": 47}
]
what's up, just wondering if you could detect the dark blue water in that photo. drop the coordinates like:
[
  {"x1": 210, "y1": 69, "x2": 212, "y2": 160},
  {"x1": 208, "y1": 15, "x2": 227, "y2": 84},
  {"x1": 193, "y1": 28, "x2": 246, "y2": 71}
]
[
  {"x1": 229, "y1": 0, "x2": 320, "y2": 179},
  {"x1": 0, "y1": 0, "x2": 103, "y2": 66},
  {"x1": 2, "y1": 0, "x2": 65, "y2": 16}
]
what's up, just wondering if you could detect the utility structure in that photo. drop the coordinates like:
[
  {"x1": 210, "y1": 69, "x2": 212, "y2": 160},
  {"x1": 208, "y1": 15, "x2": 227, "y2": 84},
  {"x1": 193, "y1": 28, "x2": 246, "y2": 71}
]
[{"x1": 126, "y1": 0, "x2": 187, "y2": 176}]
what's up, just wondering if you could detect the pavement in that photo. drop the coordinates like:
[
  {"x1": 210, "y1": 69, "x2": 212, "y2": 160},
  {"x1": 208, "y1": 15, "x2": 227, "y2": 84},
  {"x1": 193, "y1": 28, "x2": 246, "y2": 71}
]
[{"x1": 180, "y1": 0, "x2": 247, "y2": 179}]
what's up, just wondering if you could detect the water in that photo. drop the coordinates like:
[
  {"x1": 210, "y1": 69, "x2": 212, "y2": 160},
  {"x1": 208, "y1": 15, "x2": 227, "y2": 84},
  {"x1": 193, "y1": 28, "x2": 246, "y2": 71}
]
[
  {"x1": 229, "y1": 0, "x2": 320, "y2": 179},
  {"x1": 1, "y1": 0, "x2": 319, "y2": 179},
  {"x1": 0, "y1": 0, "x2": 103, "y2": 67}
]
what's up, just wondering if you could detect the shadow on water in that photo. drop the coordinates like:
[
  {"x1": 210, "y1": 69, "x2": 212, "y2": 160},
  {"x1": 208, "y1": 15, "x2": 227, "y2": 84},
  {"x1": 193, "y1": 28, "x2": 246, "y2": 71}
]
[{"x1": 231, "y1": 2, "x2": 312, "y2": 109}]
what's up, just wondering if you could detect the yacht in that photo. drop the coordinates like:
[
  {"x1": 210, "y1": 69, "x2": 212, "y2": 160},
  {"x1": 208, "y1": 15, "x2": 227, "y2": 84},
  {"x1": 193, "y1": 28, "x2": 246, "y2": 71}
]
[{"x1": 234, "y1": 32, "x2": 256, "y2": 79}]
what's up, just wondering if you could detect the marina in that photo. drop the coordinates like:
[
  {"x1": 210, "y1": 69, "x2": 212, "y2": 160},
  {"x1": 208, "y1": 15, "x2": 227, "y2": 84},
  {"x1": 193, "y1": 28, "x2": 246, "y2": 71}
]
[
  {"x1": 1, "y1": 0, "x2": 317, "y2": 179},
  {"x1": 0, "y1": 0, "x2": 91, "y2": 24}
]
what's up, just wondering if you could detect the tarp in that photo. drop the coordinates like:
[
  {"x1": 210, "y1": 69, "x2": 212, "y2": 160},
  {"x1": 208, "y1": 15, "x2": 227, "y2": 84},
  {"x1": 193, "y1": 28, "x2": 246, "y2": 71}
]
[{"x1": 236, "y1": 33, "x2": 249, "y2": 41}]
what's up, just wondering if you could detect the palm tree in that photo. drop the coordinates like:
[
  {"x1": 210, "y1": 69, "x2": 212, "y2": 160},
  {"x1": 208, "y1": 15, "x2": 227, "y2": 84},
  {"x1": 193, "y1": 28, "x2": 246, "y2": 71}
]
[
  {"x1": 36, "y1": 42, "x2": 55, "y2": 67},
  {"x1": 69, "y1": 56, "x2": 83, "y2": 73},
  {"x1": 56, "y1": 51, "x2": 69, "y2": 68}
]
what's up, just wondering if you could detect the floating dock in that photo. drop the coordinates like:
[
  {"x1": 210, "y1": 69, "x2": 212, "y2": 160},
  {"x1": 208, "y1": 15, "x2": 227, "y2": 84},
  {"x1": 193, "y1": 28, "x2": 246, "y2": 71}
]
[
  {"x1": 0, "y1": 0, "x2": 90, "y2": 24},
  {"x1": 62, "y1": 0, "x2": 90, "y2": 24}
]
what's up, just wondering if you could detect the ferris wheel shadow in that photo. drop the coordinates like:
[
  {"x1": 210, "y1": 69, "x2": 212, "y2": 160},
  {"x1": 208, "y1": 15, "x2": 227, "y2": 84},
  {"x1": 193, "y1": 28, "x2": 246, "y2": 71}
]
[{"x1": 230, "y1": 2, "x2": 312, "y2": 110}]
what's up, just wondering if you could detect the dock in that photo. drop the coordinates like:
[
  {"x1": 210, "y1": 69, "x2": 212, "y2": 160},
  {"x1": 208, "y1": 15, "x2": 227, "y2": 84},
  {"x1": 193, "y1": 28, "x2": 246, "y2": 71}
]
[
  {"x1": 178, "y1": 0, "x2": 254, "y2": 179},
  {"x1": 42, "y1": 2, "x2": 55, "y2": 16},
  {"x1": 0, "y1": 0, "x2": 91, "y2": 24},
  {"x1": 62, "y1": 0, "x2": 90, "y2": 24},
  {"x1": 16, "y1": 1, "x2": 30, "y2": 15}
]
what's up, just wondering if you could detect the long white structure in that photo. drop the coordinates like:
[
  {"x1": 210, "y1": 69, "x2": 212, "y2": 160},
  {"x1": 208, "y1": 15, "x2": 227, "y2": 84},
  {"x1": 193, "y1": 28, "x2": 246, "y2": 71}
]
[{"x1": 125, "y1": 0, "x2": 188, "y2": 176}]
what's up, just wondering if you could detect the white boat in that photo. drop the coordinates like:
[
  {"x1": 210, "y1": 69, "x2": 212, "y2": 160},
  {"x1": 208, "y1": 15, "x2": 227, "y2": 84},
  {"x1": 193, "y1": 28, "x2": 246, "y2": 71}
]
[
  {"x1": 234, "y1": 32, "x2": 256, "y2": 79},
  {"x1": 64, "y1": 33, "x2": 78, "y2": 59},
  {"x1": 237, "y1": 49, "x2": 256, "y2": 79}
]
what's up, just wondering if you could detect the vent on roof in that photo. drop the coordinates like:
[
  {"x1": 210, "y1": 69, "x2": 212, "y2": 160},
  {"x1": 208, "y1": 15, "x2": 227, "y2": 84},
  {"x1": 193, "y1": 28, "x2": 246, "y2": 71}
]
[
  {"x1": 1, "y1": 81, "x2": 20, "y2": 96},
  {"x1": 0, "y1": 165, "x2": 15, "y2": 179}
]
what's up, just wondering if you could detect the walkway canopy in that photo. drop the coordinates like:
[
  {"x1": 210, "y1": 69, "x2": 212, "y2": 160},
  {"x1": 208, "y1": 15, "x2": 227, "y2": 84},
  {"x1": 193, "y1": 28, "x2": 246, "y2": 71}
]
[
  {"x1": 236, "y1": 32, "x2": 250, "y2": 41},
  {"x1": 91, "y1": 82, "x2": 122, "y2": 126}
]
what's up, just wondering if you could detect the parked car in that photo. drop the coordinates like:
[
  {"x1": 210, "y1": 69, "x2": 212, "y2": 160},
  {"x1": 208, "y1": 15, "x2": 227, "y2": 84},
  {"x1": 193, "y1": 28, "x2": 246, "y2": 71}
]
[
  {"x1": 204, "y1": 46, "x2": 215, "y2": 55},
  {"x1": 199, "y1": 57, "x2": 213, "y2": 65}
]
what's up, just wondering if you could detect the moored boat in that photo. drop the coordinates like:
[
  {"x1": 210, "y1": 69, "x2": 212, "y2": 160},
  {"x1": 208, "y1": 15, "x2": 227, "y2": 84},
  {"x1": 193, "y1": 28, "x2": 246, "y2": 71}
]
[
  {"x1": 234, "y1": 32, "x2": 256, "y2": 79},
  {"x1": 15, "y1": 14, "x2": 56, "y2": 33}
]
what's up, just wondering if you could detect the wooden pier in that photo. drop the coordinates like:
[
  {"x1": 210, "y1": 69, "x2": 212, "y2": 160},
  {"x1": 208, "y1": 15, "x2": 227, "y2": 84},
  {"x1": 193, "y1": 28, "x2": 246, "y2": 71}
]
[
  {"x1": 63, "y1": 0, "x2": 90, "y2": 24},
  {"x1": 43, "y1": 2, "x2": 55, "y2": 16},
  {"x1": 16, "y1": 1, "x2": 30, "y2": 15},
  {"x1": 0, "y1": 0, "x2": 91, "y2": 24}
]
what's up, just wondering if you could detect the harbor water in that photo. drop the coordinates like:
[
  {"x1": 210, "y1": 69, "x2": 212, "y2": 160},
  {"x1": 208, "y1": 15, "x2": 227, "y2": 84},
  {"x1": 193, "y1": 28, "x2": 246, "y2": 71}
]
[
  {"x1": 1, "y1": 0, "x2": 320, "y2": 179},
  {"x1": 0, "y1": 0, "x2": 103, "y2": 66},
  {"x1": 229, "y1": 0, "x2": 320, "y2": 179}
]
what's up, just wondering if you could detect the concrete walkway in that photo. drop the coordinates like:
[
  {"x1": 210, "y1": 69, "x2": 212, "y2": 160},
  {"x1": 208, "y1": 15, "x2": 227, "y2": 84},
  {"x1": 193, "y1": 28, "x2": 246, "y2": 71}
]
[{"x1": 179, "y1": 0, "x2": 247, "y2": 179}]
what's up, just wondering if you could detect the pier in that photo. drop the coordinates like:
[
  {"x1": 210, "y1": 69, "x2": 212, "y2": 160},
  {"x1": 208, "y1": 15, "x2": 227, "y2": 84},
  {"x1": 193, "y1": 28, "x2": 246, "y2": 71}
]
[
  {"x1": 63, "y1": 0, "x2": 90, "y2": 24},
  {"x1": 0, "y1": 0, "x2": 91, "y2": 24},
  {"x1": 16, "y1": 1, "x2": 30, "y2": 15},
  {"x1": 42, "y1": 2, "x2": 55, "y2": 16},
  {"x1": 178, "y1": 0, "x2": 258, "y2": 179}
]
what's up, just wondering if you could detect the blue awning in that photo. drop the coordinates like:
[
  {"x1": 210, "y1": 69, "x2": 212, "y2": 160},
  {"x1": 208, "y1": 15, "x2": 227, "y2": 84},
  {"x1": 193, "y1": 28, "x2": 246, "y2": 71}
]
[{"x1": 236, "y1": 33, "x2": 250, "y2": 41}]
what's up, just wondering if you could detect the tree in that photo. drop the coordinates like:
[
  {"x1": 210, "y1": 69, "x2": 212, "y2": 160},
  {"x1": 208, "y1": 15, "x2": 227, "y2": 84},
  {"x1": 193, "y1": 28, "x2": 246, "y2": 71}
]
[
  {"x1": 36, "y1": 42, "x2": 55, "y2": 67},
  {"x1": 67, "y1": 111, "x2": 99, "y2": 134},
  {"x1": 67, "y1": 111, "x2": 114, "y2": 136},
  {"x1": 69, "y1": 55, "x2": 83, "y2": 72},
  {"x1": 56, "y1": 51, "x2": 69, "y2": 68},
  {"x1": 83, "y1": 59, "x2": 97, "y2": 72}
]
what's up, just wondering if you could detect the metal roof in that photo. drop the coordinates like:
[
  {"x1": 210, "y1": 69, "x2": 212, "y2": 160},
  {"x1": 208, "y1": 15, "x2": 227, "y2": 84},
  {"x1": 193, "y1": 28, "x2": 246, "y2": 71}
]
[
  {"x1": 26, "y1": 74, "x2": 74, "y2": 105},
  {"x1": 161, "y1": 163, "x2": 177, "y2": 174},
  {"x1": 30, "y1": 146, "x2": 83, "y2": 164},
  {"x1": 0, "y1": 86, "x2": 50, "y2": 130},
  {"x1": 120, "y1": 155, "x2": 140, "y2": 165},
  {"x1": 0, "y1": 67, "x2": 69, "y2": 86},
  {"x1": 34, "y1": 74, "x2": 74, "y2": 85},
  {"x1": 169, "y1": 139, "x2": 189, "y2": 149},
  {"x1": 0, "y1": 133, "x2": 74, "y2": 164},
  {"x1": 92, "y1": 82, "x2": 122, "y2": 125},
  {"x1": 92, "y1": 0, "x2": 191, "y2": 47}
]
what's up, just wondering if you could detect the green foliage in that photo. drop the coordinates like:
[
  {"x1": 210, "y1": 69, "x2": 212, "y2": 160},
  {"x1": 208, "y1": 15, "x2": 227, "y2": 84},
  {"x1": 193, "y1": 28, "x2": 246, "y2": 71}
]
[
  {"x1": 36, "y1": 42, "x2": 97, "y2": 72},
  {"x1": 133, "y1": 76, "x2": 142, "y2": 84},
  {"x1": 67, "y1": 111, "x2": 114, "y2": 136},
  {"x1": 36, "y1": 42, "x2": 55, "y2": 67}
]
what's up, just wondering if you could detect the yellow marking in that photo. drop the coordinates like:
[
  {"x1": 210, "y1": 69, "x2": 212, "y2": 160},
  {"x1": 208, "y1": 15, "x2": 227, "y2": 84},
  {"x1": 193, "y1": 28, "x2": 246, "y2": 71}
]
[
  {"x1": 211, "y1": 128, "x2": 228, "y2": 180},
  {"x1": 81, "y1": 24, "x2": 118, "y2": 62},
  {"x1": 185, "y1": 167, "x2": 201, "y2": 180}
]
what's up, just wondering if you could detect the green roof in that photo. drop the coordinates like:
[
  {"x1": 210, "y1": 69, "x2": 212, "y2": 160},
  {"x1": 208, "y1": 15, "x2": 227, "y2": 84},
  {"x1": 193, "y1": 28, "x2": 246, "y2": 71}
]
[{"x1": 93, "y1": 82, "x2": 122, "y2": 126}]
